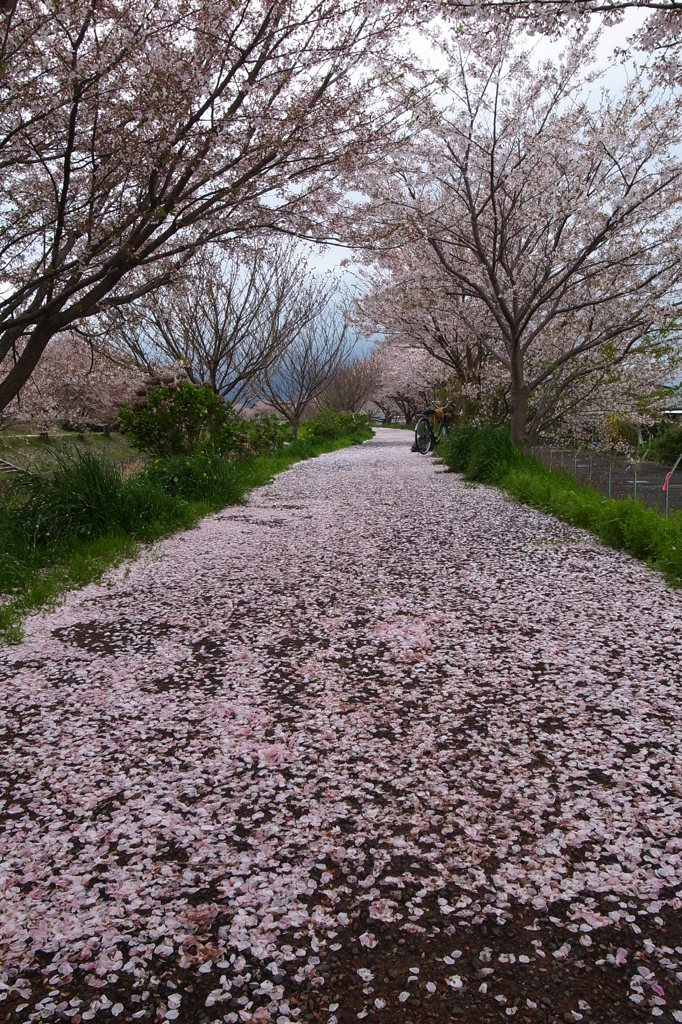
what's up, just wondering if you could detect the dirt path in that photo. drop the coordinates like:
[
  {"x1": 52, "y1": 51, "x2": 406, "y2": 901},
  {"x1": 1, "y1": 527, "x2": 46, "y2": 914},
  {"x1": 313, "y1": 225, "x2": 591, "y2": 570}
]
[{"x1": 1, "y1": 428, "x2": 681, "y2": 1024}]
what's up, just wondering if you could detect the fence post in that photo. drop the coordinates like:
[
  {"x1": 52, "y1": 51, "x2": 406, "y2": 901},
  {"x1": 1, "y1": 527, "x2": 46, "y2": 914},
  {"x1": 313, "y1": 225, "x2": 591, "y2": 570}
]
[
  {"x1": 663, "y1": 453, "x2": 682, "y2": 518},
  {"x1": 608, "y1": 462, "x2": 612, "y2": 500},
  {"x1": 549, "y1": 449, "x2": 553, "y2": 470},
  {"x1": 589, "y1": 455, "x2": 593, "y2": 486},
  {"x1": 633, "y1": 466, "x2": 638, "y2": 501},
  {"x1": 560, "y1": 450, "x2": 564, "y2": 472},
  {"x1": 573, "y1": 450, "x2": 578, "y2": 478}
]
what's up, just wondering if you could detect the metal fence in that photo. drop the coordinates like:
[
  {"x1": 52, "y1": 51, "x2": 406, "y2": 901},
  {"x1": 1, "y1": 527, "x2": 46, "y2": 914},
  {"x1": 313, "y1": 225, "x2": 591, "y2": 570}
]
[{"x1": 531, "y1": 447, "x2": 682, "y2": 516}]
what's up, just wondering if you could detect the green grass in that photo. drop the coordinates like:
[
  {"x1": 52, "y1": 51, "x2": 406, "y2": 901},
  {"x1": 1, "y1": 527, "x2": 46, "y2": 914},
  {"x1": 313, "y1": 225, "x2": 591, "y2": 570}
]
[
  {"x1": 439, "y1": 426, "x2": 682, "y2": 588},
  {"x1": 0, "y1": 533, "x2": 141, "y2": 644},
  {"x1": 0, "y1": 429, "x2": 143, "y2": 473},
  {"x1": 0, "y1": 425, "x2": 373, "y2": 643}
]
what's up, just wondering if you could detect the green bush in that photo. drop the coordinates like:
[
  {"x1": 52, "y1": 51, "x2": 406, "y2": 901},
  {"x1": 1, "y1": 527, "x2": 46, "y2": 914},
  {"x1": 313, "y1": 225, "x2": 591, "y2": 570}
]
[
  {"x1": 245, "y1": 415, "x2": 292, "y2": 455},
  {"x1": 439, "y1": 425, "x2": 479, "y2": 473},
  {"x1": 335, "y1": 411, "x2": 371, "y2": 438},
  {"x1": 619, "y1": 500, "x2": 664, "y2": 561},
  {"x1": 9, "y1": 450, "x2": 186, "y2": 545},
  {"x1": 440, "y1": 425, "x2": 522, "y2": 483},
  {"x1": 18, "y1": 450, "x2": 127, "y2": 544},
  {"x1": 117, "y1": 473, "x2": 187, "y2": 537},
  {"x1": 300, "y1": 409, "x2": 371, "y2": 443},
  {"x1": 464, "y1": 426, "x2": 522, "y2": 484},
  {"x1": 0, "y1": 489, "x2": 34, "y2": 593},
  {"x1": 656, "y1": 515, "x2": 682, "y2": 587},
  {"x1": 596, "y1": 504, "x2": 629, "y2": 550},
  {"x1": 649, "y1": 423, "x2": 682, "y2": 466},
  {"x1": 143, "y1": 447, "x2": 243, "y2": 504},
  {"x1": 120, "y1": 382, "x2": 242, "y2": 457}
]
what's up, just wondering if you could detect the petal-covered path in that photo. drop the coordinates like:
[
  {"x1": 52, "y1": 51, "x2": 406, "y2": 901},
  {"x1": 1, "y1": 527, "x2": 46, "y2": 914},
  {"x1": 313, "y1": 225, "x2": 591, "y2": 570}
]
[{"x1": 2, "y1": 429, "x2": 682, "y2": 1024}]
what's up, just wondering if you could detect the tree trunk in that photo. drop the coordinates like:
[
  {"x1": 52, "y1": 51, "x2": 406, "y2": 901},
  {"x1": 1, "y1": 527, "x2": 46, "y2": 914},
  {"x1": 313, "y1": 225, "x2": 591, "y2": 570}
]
[
  {"x1": 0, "y1": 325, "x2": 53, "y2": 414},
  {"x1": 509, "y1": 350, "x2": 529, "y2": 451}
]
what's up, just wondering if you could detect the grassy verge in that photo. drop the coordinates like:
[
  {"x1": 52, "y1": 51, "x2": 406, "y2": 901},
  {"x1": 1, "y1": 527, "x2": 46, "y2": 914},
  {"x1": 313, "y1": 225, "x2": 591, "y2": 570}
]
[
  {"x1": 0, "y1": 425, "x2": 372, "y2": 643},
  {"x1": 438, "y1": 425, "x2": 682, "y2": 588},
  {"x1": 0, "y1": 429, "x2": 142, "y2": 473}
]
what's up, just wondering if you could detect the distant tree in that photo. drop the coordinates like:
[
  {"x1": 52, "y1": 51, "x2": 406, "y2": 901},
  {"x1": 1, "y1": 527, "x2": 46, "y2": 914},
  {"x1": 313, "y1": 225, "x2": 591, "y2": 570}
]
[
  {"x1": 315, "y1": 355, "x2": 382, "y2": 414},
  {"x1": 366, "y1": 340, "x2": 444, "y2": 424},
  {"x1": 0, "y1": 333, "x2": 149, "y2": 430},
  {"x1": 357, "y1": 263, "x2": 511, "y2": 425},
  {"x1": 105, "y1": 242, "x2": 316, "y2": 408},
  {"x1": 252, "y1": 302, "x2": 355, "y2": 436}
]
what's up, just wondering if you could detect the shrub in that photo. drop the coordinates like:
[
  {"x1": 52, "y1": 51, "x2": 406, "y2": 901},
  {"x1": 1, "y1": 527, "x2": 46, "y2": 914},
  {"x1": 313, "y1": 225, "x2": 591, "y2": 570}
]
[
  {"x1": 596, "y1": 504, "x2": 629, "y2": 550},
  {"x1": 300, "y1": 408, "x2": 342, "y2": 441},
  {"x1": 143, "y1": 447, "x2": 243, "y2": 504},
  {"x1": 9, "y1": 450, "x2": 189, "y2": 545},
  {"x1": 649, "y1": 423, "x2": 682, "y2": 466},
  {"x1": 619, "y1": 500, "x2": 663, "y2": 561},
  {"x1": 245, "y1": 415, "x2": 292, "y2": 455},
  {"x1": 18, "y1": 450, "x2": 127, "y2": 544},
  {"x1": 439, "y1": 426, "x2": 478, "y2": 473},
  {"x1": 300, "y1": 408, "x2": 370, "y2": 443},
  {"x1": 117, "y1": 474, "x2": 187, "y2": 536},
  {"x1": 440, "y1": 425, "x2": 522, "y2": 483},
  {"x1": 656, "y1": 515, "x2": 682, "y2": 586},
  {"x1": 0, "y1": 489, "x2": 33, "y2": 592},
  {"x1": 464, "y1": 426, "x2": 522, "y2": 484},
  {"x1": 335, "y1": 410, "x2": 371, "y2": 438},
  {"x1": 120, "y1": 382, "x2": 242, "y2": 457}
]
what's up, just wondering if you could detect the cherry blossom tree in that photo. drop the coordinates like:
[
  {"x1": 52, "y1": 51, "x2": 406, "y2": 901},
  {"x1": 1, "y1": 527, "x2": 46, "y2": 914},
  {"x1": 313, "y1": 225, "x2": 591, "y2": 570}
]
[
  {"x1": 314, "y1": 353, "x2": 382, "y2": 414},
  {"x1": 0, "y1": 0, "x2": 418, "y2": 415},
  {"x1": 433, "y1": 0, "x2": 682, "y2": 85},
  {"x1": 358, "y1": 32, "x2": 682, "y2": 449},
  {"x1": 103, "y1": 241, "x2": 320, "y2": 409},
  {"x1": 0, "y1": 333, "x2": 150, "y2": 430},
  {"x1": 357, "y1": 262, "x2": 512, "y2": 425},
  {"x1": 365, "y1": 338, "x2": 444, "y2": 423}
]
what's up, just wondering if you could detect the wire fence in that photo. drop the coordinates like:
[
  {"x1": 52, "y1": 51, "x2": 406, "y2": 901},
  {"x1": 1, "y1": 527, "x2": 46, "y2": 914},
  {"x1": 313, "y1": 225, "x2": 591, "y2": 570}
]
[{"x1": 531, "y1": 446, "x2": 682, "y2": 516}]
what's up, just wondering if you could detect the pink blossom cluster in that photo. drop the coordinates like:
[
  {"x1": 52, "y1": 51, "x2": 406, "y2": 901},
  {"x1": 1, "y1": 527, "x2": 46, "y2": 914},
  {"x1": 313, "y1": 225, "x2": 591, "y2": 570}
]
[{"x1": 0, "y1": 335, "x2": 149, "y2": 430}]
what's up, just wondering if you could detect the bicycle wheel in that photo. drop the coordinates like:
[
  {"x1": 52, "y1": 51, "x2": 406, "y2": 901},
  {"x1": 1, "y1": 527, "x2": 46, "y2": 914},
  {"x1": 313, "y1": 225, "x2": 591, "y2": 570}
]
[
  {"x1": 437, "y1": 421, "x2": 449, "y2": 445},
  {"x1": 414, "y1": 417, "x2": 433, "y2": 454}
]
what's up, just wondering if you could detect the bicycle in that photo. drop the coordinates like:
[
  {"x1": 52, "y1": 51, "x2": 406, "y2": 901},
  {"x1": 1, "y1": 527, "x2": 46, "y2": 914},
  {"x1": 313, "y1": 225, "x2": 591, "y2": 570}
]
[{"x1": 414, "y1": 403, "x2": 454, "y2": 454}]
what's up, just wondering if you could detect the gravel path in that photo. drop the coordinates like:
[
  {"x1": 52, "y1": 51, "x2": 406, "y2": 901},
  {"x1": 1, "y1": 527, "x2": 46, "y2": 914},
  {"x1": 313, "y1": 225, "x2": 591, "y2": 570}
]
[{"x1": 1, "y1": 428, "x2": 682, "y2": 1024}]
